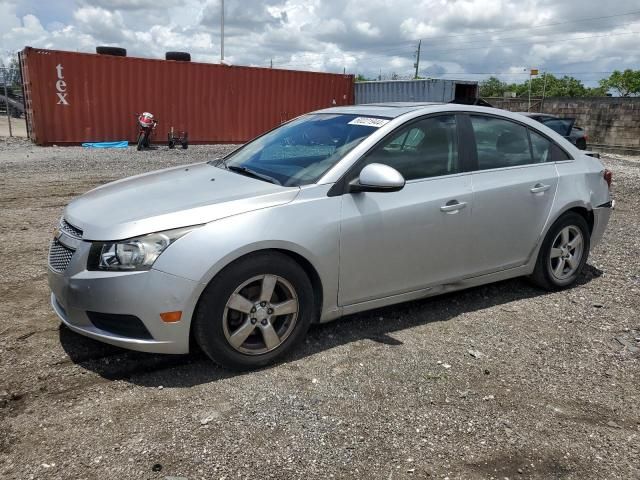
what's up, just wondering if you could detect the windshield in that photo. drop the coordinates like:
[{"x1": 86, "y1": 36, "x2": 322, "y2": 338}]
[{"x1": 213, "y1": 113, "x2": 387, "y2": 186}]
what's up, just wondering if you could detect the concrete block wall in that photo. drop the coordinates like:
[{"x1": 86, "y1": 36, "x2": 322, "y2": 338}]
[{"x1": 487, "y1": 97, "x2": 640, "y2": 150}]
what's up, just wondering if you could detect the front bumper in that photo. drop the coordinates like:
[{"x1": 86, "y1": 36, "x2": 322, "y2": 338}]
[{"x1": 48, "y1": 241, "x2": 201, "y2": 354}]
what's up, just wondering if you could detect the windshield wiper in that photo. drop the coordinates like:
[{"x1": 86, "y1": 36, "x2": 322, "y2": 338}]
[{"x1": 226, "y1": 165, "x2": 281, "y2": 185}]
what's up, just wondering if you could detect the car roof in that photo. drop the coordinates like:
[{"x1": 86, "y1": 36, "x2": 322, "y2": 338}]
[
  {"x1": 517, "y1": 112, "x2": 558, "y2": 118},
  {"x1": 315, "y1": 103, "x2": 570, "y2": 130},
  {"x1": 315, "y1": 102, "x2": 444, "y2": 118}
]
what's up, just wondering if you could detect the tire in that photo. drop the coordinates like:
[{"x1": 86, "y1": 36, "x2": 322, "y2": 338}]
[
  {"x1": 136, "y1": 132, "x2": 145, "y2": 151},
  {"x1": 529, "y1": 212, "x2": 590, "y2": 290},
  {"x1": 193, "y1": 252, "x2": 315, "y2": 370},
  {"x1": 576, "y1": 138, "x2": 587, "y2": 150},
  {"x1": 165, "y1": 51, "x2": 191, "y2": 62},
  {"x1": 181, "y1": 141, "x2": 188, "y2": 149},
  {"x1": 96, "y1": 46, "x2": 127, "y2": 57}
]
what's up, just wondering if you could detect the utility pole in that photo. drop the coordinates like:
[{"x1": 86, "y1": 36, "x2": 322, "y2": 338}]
[
  {"x1": 270, "y1": 58, "x2": 273, "y2": 69},
  {"x1": 528, "y1": 68, "x2": 538, "y2": 111},
  {"x1": 540, "y1": 71, "x2": 548, "y2": 112},
  {"x1": 220, "y1": 0, "x2": 225, "y2": 62},
  {"x1": 3, "y1": 77, "x2": 12, "y2": 137},
  {"x1": 413, "y1": 40, "x2": 421, "y2": 79}
]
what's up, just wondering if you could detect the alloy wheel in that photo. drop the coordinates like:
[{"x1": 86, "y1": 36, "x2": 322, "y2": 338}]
[
  {"x1": 222, "y1": 274, "x2": 299, "y2": 355},
  {"x1": 548, "y1": 225, "x2": 584, "y2": 281}
]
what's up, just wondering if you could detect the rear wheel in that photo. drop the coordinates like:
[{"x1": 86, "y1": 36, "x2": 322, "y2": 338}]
[
  {"x1": 193, "y1": 252, "x2": 315, "y2": 370},
  {"x1": 530, "y1": 212, "x2": 590, "y2": 290},
  {"x1": 576, "y1": 138, "x2": 587, "y2": 150}
]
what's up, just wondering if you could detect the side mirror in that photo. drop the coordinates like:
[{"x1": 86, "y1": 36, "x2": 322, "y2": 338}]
[{"x1": 349, "y1": 163, "x2": 405, "y2": 193}]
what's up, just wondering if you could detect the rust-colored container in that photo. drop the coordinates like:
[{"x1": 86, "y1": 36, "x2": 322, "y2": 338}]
[{"x1": 19, "y1": 47, "x2": 354, "y2": 145}]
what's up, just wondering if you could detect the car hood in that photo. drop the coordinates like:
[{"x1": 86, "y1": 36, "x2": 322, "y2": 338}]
[{"x1": 64, "y1": 162, "x2": 300, "y2": 240}]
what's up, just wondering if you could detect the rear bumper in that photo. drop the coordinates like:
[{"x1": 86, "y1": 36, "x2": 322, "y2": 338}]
[
  {"x1": 49, "y1": 263, "x2": 201, "y2": 354},
  {"x1": 591, "y1": 200, "x2": 614, "y2": 248}
]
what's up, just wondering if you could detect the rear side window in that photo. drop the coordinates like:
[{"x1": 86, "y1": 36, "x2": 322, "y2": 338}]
[
  {"x1": 550, "y1": 143, "x2": 571, "y2": 161},
  {"x1": 530, "y1": 129, "x2": 572, "y2": 162},
  {"x1": 529, "y1": 130, "x2": 552, "y2": 162},
  {"x1": 470, "y1": 115, "x2": 533, "y2": 169},
  {"x1": 361, "y1": 115, "x2": 459, "y2": 181}
]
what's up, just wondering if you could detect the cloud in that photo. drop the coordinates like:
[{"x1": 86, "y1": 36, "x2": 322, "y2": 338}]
[
  {"x1": 73, "y1": 7, "x2": 128, "y2": 44},
  {"x1": 78, "y1": 0, "x2": 185, "y2": 10},
  {"x1": 0, "y1": 0, "x2": 638, "y2": 86}
]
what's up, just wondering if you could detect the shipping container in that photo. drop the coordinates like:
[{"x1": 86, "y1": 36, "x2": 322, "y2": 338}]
[
  {"x1": 19, "y1": 47, "x2": 354, "y2": 145},
  {"x1": 355, "y1": 79, "x2": 478, "y2": 104}
]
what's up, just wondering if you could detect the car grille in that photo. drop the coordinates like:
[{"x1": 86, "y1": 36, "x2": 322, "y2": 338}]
[
  {"x1": 48, "y1": 238, "x2": 75, "y2": 272},
  {"x1": 59, "y1": 219, "x2": 83, "y2": 239}
]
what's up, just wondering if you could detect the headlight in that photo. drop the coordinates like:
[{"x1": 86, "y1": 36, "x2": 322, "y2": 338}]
[{"x1": 91, "y1": 226, "x2": 198, "y2": 271}]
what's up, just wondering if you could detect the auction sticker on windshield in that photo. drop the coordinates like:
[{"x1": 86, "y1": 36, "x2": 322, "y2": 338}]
[{"x1": 347, "y1": 117, "x2": 390, "y2": 128}]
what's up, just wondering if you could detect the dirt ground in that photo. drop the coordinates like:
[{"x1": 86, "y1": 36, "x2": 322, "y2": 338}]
[{"x1": 0, "y1": 138, "x2": 638, "y2": 480}]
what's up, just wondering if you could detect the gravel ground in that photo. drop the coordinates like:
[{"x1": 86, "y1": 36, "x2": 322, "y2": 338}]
[{"x1": 0, "y1": 138, "x2": 638, "y2": 480}]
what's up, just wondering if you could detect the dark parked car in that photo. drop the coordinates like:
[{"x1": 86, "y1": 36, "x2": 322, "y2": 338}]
[{"x1": 519, "y1": 113, "x2": 588, "y2": 150}]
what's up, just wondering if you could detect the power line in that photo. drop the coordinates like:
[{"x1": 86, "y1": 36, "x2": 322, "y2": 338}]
[
  {"x1": 406, "y1": 30, "x2": 640, "y2": 57},
  {"x1": 282, "y1": 8, "x2": 640, "y2": 60},
  {"x1": 278, "y1": 29, "x2": 639, "y2": 69},
  {"x1": 401, "y1": 20, "x2": 640, "y2": 50},
  {"x1": 372, "y1": 9, "x2": 640, "y2": 46},
  {"x1": 275, "y1": 9, "x2": 640, "y2": 68},
  {"x1": 431, "y1": 71, "x2": 616, "y2": 76}
]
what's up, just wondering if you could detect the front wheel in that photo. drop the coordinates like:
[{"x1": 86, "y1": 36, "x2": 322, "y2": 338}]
[
  {"x1": 529, "y1": 212, "x2": 590, "y2": 290},
  {"x1": 193, "y1": 252, "x2": 315, "y2": 370}
]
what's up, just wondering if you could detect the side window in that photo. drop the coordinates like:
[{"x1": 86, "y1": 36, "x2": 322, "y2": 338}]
[
  {"x1": 551, "y1": 143, "x2": 572, "y2": 161},
  {"x1": 384, "y1": 128, "x2": 425, "y2": 152},
  {"x1": 529, "y1": 129, "x2": 551, "y2": 163},
  {"x1": 362, "y1": 115, "x2": 459, "y2": 181},
  {"x1": 470, "y1": 115, "x2": 533, "y2": 170},
  {"x1": 529, "y1": 129, "x2": 572, "y2": 163}
]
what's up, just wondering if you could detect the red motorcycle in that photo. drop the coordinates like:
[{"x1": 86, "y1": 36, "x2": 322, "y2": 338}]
[{"x1": 135, "y1": 112, "x2": 157, "y2": 151}]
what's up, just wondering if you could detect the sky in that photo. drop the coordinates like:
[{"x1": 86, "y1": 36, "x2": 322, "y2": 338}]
[{"x1": 1, "y1": 0, "x2": 639, "y2": 86}]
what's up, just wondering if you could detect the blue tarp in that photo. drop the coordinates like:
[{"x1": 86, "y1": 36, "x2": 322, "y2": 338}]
[{"x1": 82, "y1": 141, "x2": 129, "y2": 149}]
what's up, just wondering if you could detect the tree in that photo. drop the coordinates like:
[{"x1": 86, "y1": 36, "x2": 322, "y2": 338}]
[
  {"x1": 479, "y1": 76, "x2": 508, "y2": 97},
  {"x1": 599, "y1": 69, "x2": 640, "y2": 97},
  {"x1": 355, "y1": 74, "x2": 372, "y2": 82},
  {"x1": 481, "y1": 73, "x2": 607, "y2": 98},
  {"x1": 1, "y1": 54, "x2": 22, "y2": 95}
]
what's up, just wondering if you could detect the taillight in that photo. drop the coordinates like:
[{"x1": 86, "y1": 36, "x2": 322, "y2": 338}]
[
  {"x1": 584, "y1": 135, "x2": 589, "y2": 141},
  {"x1": 603, "y1": 169, "x2": 612, "y2": 189}
]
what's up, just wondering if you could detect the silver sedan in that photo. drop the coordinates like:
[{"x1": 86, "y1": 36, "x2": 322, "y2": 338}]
[{"x1": 48, "y1": 103, "x2": 614, "y2": 369}]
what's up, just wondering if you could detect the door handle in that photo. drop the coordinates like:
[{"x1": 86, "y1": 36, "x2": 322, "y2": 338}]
[
  {"x1": 530, "y1": 183, "x2": 551, "y2": 194},
  {"x1": 440, "y1": 201, "x2": 467, "y2": 213}
]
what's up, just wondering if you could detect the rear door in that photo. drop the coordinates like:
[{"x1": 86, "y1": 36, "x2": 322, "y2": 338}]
[{"x1": 464, "y1": 114, "x2": 559, "y2": 275}]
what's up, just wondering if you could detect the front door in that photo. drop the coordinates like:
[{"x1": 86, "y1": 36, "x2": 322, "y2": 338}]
[{"x1": 338, "y1": 114, "x2": 473, "y2": 306}]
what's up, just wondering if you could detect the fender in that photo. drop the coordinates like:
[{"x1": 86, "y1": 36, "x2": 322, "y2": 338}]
[{"x1": 152, "y1": 187, "x2": 342, "y2": 319}]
